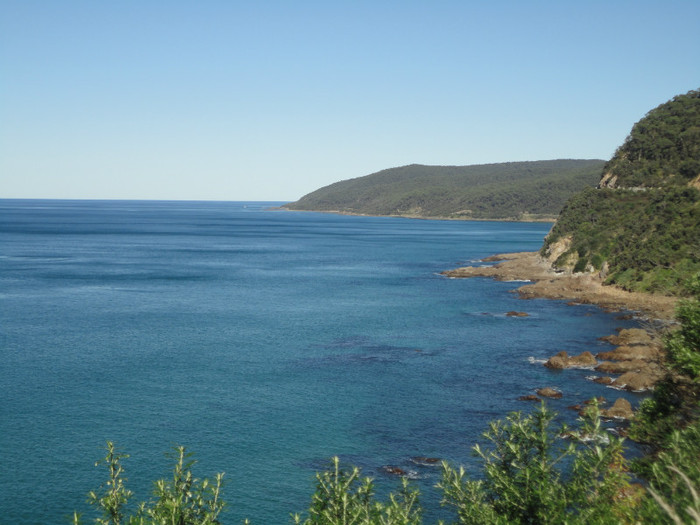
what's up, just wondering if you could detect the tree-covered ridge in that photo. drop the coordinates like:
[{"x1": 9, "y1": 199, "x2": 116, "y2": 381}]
[
  {"x1": 284, "y1": 159, "x2": 605, "y2": 220},
  {"x1": 542, "y1": 89, "x2": 700, "y2": 295},
  {"x1": 600, "y1": 89, "x2": 700, "y2": 189}
]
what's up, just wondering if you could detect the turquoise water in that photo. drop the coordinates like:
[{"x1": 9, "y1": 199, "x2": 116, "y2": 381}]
[{"x1": 0, "y1": 200, "x2": 639, "y2": 523}]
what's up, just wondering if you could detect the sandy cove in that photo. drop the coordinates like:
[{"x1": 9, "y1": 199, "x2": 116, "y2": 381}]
[{"x1": 442, "y1": 251, "x2": 678, "y2": 322}]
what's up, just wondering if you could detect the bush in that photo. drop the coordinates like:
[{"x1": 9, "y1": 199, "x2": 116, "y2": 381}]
[
  {"x1": 73, "y1": 442, "x2": 225, "y2": 525},
  {"x1": 292, "y1": 456, "x2": 421, "y2": 525},
  {"x1": 438, "y1": 403, "x2": 632, "y2": 525}
]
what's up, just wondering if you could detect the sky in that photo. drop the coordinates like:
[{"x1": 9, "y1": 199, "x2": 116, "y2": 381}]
[{"x1": 1, "y1": 1, "x2": 699, "y2": 202}]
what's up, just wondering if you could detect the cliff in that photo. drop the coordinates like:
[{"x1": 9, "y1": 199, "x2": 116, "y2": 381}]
[{"x1": 541, "y1": 89, "x2": 700, "y2": 295}]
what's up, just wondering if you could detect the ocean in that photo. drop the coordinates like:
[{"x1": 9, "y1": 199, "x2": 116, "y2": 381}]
[{"x1": 0, "y1": 200, "x2": 641, "y2": 524}]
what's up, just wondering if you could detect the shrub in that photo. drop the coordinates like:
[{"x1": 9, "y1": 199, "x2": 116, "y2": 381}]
[{"x1": 73, "y1": 443, "x2": 225, "y2": 525}]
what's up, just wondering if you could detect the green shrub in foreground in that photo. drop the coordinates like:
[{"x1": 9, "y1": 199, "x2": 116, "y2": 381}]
[
  {"x1": 76, "y1": 404, "x2": 638, "y2": 525},
  {"x1": 73, "y1": 443, "x2": 225, "y2": 525}
]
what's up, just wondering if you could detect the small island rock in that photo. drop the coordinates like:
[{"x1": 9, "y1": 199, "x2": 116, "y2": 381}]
[
  {"x1": 518, "y1": 394, "x2": 541, "y2": 402},
  {"x1": 381, "y1": 466, "x2": 407, "y2": 476},
  {"x1": 601, "y1": 398, "x2": 634, "y2": 420},
  {"x1": 544, "y1": 351, "x2": 597, "y2": 369},
  {"x1": 536, "y1": 387, "x2": 563, "y2": 399}
]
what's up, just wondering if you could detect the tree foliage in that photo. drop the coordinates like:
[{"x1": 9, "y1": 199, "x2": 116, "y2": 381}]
[
  {"x1": 438, "y1": 403, "x2": 632, "y2": 525},
  {"x1": 542, "y1": 185, "x2": 700, "y2": 294},
  {"x1": 292, "y1": 457, "x2": 421, "y2": 525},
  {"x1": 541, "y1": 89, "x2": 700, "y2": 295},
  {"x1": 630, "y1": 274, "x2": 700, "y2": 524},
  {"x1": 603, "y1": 90, "x2": 700, "y2": 188},
  {"x1": 74, "y1": 443, "x2": 225, "y2": 525},
  {"x1": 77, "y1": 406, "x2": 634, "y2": 525}
]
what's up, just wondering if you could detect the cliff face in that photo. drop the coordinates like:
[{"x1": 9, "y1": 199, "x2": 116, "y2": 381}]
[{"x1": 542, "y1": 89, "x2": 700, "y2": 294}]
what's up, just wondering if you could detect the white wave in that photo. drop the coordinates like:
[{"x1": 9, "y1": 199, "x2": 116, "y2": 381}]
[{"x1": 605, "y1": 384, "x2": 626, "y2": 391}]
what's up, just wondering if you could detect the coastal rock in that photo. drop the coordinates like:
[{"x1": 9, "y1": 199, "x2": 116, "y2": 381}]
[
  {"x1": 518, "y1": 394, "x2": 541, "y2": 402},
  {"x1": 570, "y1": 397, "x2": 607, "y2": 416},
  {"x1": 544, "y1": 351, "x2": 569, "y2": 369},
  {"x1": 612, "y1": 370, "x2": 662, "y2": 392},
  {"x1": 601, "y1": 398, "x2": 634, "y2": 420},
  {"x1": 443, "y1": 252, "x2": 678, "y2": 321},
  {"x1": 565, "y1": 350, "x2": 597, "y2": 368},
  {"x1": 592, "y1": 376, "x2": 614, "y2": 385},
  {"x1": 597, "y1": 344, "x2": 661, "y2": 362},
  {"x1": 536, "y1": 387, "x2": 563, "y2": 399},
  {"x1": 584, "y1": 396, "x2": 607, "y2": 405},
  {"x1": 599, "y1": 328, "x2": 655, "y2": 347},
  {"x1": 595, "y1": 359, "x2": 649, "y2": 374},
  {"x1": 543, "y1": 236, "x2": 573, "y2": 266},
  {"x1": 381, "y1": 466, "x2": 407, "y2": 476},
  {"x1": 410, "y1": 457, "x2": 441, "y2": 466},
  {"x1": 544, "y1": 351, "x2": 597, "y2": 369},
  {"x1": 506, "y1": 311, "x2": 529, "y2": 317}
]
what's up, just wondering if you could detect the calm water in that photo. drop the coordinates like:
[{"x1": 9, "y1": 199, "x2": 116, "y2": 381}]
[{"x1": 0, "y1": 200, "x2": 640, "y2": 524}]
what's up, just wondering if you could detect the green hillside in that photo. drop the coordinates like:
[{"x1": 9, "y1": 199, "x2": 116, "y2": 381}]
[
  {"x1": 542, "y1": 89, "x2": 700, "y2": 295},
  {"x1": 284, "y1": 159, "x2": 605, "y2": 220}
]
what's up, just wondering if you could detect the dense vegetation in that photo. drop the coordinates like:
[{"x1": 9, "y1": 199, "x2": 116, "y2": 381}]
[
  {"x1": 73, "y1": 278, "x2": 700, "y2": 524},
  {"x1": 628, "y1": 275, "x2": 700, "y2": 524},
  {"x1": 601, "y1": 90, "x2": 700, "y2": 189},
  {"x1": 284, "y1": 160, "x2": 605, "y2": 220},
  {"x1": 542, "y1": 90, "x2": 700, "y2": 295}
]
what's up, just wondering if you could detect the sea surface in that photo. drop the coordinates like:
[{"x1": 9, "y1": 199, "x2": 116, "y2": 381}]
[{"x1": 0, "y1": 200, "x2": 641, "y2": 524}]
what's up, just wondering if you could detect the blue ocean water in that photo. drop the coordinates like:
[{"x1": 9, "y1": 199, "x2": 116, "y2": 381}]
[{"x1": 0, "y1": 200, "x2": 640, "y2": 524}]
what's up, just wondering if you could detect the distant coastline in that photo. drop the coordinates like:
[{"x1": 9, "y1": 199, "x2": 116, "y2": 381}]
[
  {"x1": 442, "y1": 251, "x2": 678, "y2": 322},
  {"x1": 279, "y1": 207, "x2": 558, "y2": 223}
]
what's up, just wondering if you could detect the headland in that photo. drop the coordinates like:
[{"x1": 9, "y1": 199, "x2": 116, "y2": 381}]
[{"x1": 442, "y1": 251, "x2": 678, "y2": 322}]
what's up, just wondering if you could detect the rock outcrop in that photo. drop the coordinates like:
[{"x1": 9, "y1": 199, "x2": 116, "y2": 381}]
[
  {"x1": 601, "y1": 398, "x2": 634, "y2": 420},
  {"x1": 536, "y1": 387, "x2": 563, "y2": 399},
  {"x1": 597, "y1": 344, "x2": 662, "y2": 361},
  {"x1": 598, "y1": 328, "x2": 657, "y2": 347},
  {"x1": 595, "y1": 359, "x2": 650, "y2": 374},
  {"x1": 518, "y1": 394, "x2": 541, "y2": 402},
  {"x1": 545, "y1": 351, "x2": 597, "y2": 369},
  {"x1": 611, "y1": 370, "x2": 664, "y2": 392}
]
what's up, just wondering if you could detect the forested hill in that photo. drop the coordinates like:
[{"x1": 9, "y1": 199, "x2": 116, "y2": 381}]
[
  {"x1": 541, "y1": 89, "x2": 700, "y2": 295},
  {"x1": 283, "y1": 159, "x2": 605, "y2": 220}
]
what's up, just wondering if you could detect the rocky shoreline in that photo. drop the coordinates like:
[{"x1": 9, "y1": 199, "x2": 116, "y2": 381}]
[
  {"x1": 442, "y1": 251, "x2": 678, "y2": 321},
  {"x1": 442, "y1": 251, "x2": 679, "y2": 421}
]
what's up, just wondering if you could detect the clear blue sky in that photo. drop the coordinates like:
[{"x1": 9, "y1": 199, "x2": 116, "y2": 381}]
[{"x1": 1, "y1": 1, "x2": 698, "y2": 202}]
